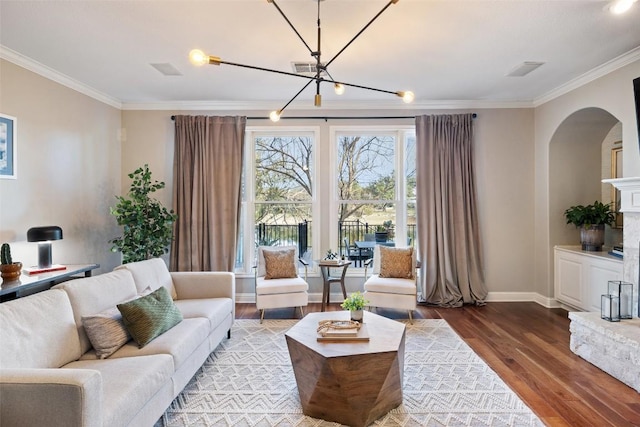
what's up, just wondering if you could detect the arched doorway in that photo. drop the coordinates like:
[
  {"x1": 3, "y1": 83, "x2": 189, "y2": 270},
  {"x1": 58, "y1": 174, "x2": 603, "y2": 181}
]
[{"x1": 549, "y1": 107, "x2": 621, "y2": 251}]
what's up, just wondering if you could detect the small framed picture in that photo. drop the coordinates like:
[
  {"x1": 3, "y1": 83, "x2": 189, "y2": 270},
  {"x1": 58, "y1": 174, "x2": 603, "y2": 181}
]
[{"x1": 0, "y1": 114, "x2": 17, "y2": 179}]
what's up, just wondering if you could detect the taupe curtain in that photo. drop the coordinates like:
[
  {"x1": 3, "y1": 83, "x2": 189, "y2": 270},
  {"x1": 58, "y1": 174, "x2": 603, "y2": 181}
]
[
  {"x1": 415, "y1": 114, "x2": 487, "y2": 306},
  {"x1": 171, "y1": 115, "x2": 246, "y2": 272}
]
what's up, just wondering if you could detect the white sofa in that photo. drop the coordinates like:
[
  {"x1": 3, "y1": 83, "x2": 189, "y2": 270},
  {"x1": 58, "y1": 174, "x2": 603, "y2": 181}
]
[{"x1": 0, "y1": 258, "x2": 235, "y2": 427}]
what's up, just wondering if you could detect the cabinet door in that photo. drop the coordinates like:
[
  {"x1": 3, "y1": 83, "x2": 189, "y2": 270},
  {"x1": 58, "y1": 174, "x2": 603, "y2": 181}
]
[
  {"x1": 555, "y1": 251, "x2": 583, "y2": 309},
  {"x1": 584, "y1": 259, "x2": 623, "y2": 312}
]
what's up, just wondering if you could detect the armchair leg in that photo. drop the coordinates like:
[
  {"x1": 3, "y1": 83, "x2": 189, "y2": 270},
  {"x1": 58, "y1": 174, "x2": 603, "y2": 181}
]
[
  {"x1": 408, "y1": 310, "x2": 414, "y2": 324},
  {"x1": 260, "y1": 309, "x2": 265, "y2": 324},
  {"x1": 298, "y1": 306, "x2": 305, "y2": 318}
]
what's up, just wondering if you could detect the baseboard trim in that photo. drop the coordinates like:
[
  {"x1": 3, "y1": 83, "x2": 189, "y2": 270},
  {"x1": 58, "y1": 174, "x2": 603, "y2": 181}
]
[{"x1": 236, "y1": 292, "x2": 561, "y2": 308}]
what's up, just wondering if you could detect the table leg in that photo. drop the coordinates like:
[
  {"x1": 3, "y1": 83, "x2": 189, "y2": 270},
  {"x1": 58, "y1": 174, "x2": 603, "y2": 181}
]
[{"x1": 321, "y1": 266, "x2": 328, "y2": 312}]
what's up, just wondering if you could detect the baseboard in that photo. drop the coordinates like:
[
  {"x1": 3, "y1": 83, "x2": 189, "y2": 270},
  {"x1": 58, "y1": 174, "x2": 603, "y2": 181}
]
[{"x1": 237, "y1": 291, "x2": 562, "y2": 308}]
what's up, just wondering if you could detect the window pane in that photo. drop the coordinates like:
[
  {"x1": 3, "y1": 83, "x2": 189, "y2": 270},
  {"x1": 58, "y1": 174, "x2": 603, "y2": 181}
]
[
  {"x1": 407, "y1": 202, "x2": 416, "y2": 247},
  {"x1": 337, "y1": 134, "x2": 395, "y2": 201},
  {"x1": 255, "y1": 135, "x2": 313, "y2": 202},
  {"x1": 255, "y1": 204, "x2": 312, "y2": 259},
  {"x1": 405, "y1": 134, "x2": 416, "y2": 200}
]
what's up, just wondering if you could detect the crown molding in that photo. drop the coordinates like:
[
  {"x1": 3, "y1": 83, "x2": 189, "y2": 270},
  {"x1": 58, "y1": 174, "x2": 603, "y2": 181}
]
[
  {"x1": 0, "y1": 45, "x2": 122, "y2": 109},
  {"x1": 533, "y1": 46, "x2": 640, "y2": 107},
  {"x1": 121, "y1": 98, "x2": 533, "y2": 111}
]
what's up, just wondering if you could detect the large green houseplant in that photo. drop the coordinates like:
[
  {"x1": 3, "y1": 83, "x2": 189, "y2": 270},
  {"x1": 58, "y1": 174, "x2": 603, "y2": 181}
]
[
  {"x1": 110, "y1": 165, "x2": 177, "y2": 264},
  {"x1": 564, "y1": 201, "x2": 615, "y2": 251}
]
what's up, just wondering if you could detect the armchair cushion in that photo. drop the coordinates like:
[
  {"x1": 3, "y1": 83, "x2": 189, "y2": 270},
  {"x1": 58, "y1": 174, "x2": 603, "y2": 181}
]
[
  {"x1": 379, "y1": 246, "x2": 414, "y2": 279},
  {"x1": 263, "y1": 248, "x2": 297, "y2": 279}
]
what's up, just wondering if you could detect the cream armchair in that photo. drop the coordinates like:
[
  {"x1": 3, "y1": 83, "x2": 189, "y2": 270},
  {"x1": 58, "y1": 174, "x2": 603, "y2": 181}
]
[
  {"x1": 363, "y1": 245, "x2": 418, "y2": 323},
  {"x1": 255, "y1": 245, "x2": 309, "y2": 323}
]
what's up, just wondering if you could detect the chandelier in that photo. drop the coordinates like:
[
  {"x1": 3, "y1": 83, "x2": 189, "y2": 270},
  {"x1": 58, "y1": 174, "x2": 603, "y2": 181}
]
[{"x1": 189, "y1": 0, "x2": 414, "y2": 122}]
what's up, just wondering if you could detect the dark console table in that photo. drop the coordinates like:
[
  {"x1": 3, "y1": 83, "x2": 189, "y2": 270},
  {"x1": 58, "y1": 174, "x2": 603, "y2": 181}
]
[{"x1": 0, "y1": 264, "x2": 100, "y2": 302}]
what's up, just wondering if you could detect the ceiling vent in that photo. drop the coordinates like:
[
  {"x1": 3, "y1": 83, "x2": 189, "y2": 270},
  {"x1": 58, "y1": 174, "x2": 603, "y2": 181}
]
[
  {"x1": 506, "y1": 61, "x2": 545, "y2": 77},
  {"x1": 150, "y1": 63, "x2": 183, "y2": 76},
  {"x1": 292, "y1": 62, "x2": 327, "y2": 76}
]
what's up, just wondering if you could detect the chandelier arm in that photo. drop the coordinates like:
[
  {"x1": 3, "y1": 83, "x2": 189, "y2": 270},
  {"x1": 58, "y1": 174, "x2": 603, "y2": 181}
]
[
  {"x1": 331, "y1": 79, "x2": 398, "y2": 96},
  {"x1": 268, "y1": 0, "x2": 314, "y2": 54},
  {"x1": 279, "y1": 79, "x2": 315, "y2": 115},
  {"x1": 325, "y1": 0, "x2": 399, "y2": 69},
  {"x1": 218, "y1": 59, "x2": 321, "y2": 82}
]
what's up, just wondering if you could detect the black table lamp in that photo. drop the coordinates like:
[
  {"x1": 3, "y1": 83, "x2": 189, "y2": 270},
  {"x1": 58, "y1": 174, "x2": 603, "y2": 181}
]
[{"x1": 27, "y1": 226, "x2": 63, "y2": 268}]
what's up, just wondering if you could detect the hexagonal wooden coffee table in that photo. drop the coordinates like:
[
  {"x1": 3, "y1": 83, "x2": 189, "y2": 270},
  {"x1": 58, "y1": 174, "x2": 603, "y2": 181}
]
[{"x1": 285, "y1": 311, "x2": 406, "y2": 427}]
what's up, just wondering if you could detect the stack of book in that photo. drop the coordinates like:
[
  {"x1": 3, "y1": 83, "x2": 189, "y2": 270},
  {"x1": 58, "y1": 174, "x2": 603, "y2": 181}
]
[
  {"x1": 608, "y1": 245, "x2": 623, "y2": 259},
  {"x1": 316, "y1": 321, "x2": 369, "y2": 342}
]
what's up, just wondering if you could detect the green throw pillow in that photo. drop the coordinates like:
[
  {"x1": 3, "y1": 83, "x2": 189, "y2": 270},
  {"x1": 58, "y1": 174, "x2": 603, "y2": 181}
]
[{"x1": 117, "y1": 287, "x2": 183, "y2": 348}]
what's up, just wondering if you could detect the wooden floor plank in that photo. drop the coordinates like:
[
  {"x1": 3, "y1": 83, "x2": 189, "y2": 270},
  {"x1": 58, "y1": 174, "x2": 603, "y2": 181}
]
[{"x1": 236, "y1": 301, "x2": 640, "y2": 426}]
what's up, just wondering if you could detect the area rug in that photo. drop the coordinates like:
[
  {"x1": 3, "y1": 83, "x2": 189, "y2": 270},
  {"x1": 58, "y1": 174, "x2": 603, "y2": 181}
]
[{"x1": 158, "y1": 319, "x2": 543, "y2": 427}]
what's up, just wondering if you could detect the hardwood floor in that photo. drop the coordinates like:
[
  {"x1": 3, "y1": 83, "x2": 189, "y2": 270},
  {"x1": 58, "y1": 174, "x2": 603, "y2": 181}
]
[{"x1": 235, "y1": 302, "x2": 640, "y2": 427}]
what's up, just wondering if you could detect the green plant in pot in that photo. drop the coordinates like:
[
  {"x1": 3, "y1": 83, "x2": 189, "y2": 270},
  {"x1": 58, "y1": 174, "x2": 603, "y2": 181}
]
[
  {"x1": 0, "y1": 243, "x2": 22, "y2": 281},
  {"x1": 341, "y1": 291, "x2": 369, "y2": 322},
  {"x1": 110, "y1": 164, "x2": 177, "y2": 264},
  {"x1": 564, "y1": 201, "x2": 615, "y2": 251}
]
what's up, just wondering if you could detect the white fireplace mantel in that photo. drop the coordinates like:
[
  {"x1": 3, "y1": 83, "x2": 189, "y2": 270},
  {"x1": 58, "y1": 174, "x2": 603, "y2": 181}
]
[{"x1": 603, "y1": 177, "x2": 640, "y2": 213}]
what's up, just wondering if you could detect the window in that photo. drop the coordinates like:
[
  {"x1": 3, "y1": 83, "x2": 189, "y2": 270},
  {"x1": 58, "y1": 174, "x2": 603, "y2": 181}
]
[
  {"x1": 238, "y1": 125, "x2": 414, "y2": 274},
  {"x1": 239, "y1": 128, "x2": 317, "y2": 272},
  {"x1": 332, "y1": 127, "x2": 415, "y2": 266}
]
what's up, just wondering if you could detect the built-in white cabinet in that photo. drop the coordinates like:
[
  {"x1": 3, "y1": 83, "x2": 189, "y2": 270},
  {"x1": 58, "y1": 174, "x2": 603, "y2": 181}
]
[{"x1": 554, "y1": 246, "x2": 623, "y2": 312}]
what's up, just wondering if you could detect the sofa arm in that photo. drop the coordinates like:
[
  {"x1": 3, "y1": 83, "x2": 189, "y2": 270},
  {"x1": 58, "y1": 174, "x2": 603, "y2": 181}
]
[
  {"x1": 171, "y1": 271, "x2": 236, "y2": 302},
  {"x1": 0, "y1": 368, "x2": 102, "y2": 427}
]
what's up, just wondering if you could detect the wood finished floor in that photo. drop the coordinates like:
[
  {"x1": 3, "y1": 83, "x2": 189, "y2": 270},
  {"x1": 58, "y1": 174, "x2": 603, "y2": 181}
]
[{"x1": 235, "y1": 302, "x2": 640, "y2": 427}]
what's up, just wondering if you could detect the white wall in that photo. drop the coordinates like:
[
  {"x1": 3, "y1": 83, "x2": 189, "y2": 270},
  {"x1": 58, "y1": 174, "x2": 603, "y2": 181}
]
[
  {"x1": 0, "y1": 60, "x2": 122, "y2": 273},
  {"x1": 122, "y1": 108, "x2": 535, "y2": 298}
]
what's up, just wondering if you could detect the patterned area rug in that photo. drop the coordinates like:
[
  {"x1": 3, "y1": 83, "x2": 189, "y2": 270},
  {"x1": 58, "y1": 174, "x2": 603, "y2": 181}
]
[{"x1": 158, "y1": 319, "x2": 543, "y2": 427}]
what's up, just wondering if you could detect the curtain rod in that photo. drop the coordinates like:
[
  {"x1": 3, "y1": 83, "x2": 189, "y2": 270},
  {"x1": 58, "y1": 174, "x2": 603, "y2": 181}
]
[{"x1": 170, "y1": 113, "x2": 477, "y2": 121}]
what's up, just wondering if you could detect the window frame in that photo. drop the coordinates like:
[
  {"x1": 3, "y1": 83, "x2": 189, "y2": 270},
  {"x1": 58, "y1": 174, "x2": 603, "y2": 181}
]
[
  {"x1": 239, "y1": 126, "x2": 320, "y2": 274},
  {"x1": 329, "y1": 125, "x2": 416, "y2": 269}
]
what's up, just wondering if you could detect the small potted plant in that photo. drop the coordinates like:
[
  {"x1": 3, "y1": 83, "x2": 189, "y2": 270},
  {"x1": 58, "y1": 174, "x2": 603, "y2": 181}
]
[
  {"x1": 564, "y1": 201, "x2": 615, "y2": 251},
  {"x1": 0, "y1": 243, "x2": 22, "y2": 282},
  {"x1": 341, "y1": 291, "x2": 369, "y2": 322}
]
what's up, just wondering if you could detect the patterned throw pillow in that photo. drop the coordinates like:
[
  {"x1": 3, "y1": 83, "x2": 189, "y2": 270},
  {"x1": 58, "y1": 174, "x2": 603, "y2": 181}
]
[
  {"x1": 263, "y1": 248, "x2": 297, "y2": 279},
  {"x1": 379, "y1": 246, "x2": 414, "y2": 279},
  {"x1": 82, "y1": 307, "x2": 131, "y2": 359},
  {"x1": 117, "y1": 287, "x2": 183, "y2": 348}
]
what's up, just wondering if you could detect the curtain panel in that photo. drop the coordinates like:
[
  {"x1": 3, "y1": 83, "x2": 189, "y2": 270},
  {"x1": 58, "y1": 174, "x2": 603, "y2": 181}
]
[
  {"x1": 171, "y1": 115, "x2": 246, "y2": 272},
  {"x1": 415, "y1": 114, "x2": 487, "y2": 307}
]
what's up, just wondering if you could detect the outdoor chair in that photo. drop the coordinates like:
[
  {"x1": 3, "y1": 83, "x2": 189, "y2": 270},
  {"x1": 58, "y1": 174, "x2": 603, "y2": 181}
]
[
  {"x1": 255, "y1": 245, "x2": 309, "y2": 323},
  {"x1": 363, "y1": 244, "x2": 418, "y2": 323}
]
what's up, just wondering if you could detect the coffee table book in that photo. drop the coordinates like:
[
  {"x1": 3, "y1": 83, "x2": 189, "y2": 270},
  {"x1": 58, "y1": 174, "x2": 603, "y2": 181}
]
[{"x1": 317, "y1": 324, "x2": 370, "y2": 342}]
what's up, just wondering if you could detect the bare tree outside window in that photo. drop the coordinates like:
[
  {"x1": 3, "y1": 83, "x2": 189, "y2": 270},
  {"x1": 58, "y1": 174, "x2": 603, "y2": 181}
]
[
  {"x1": 337, "y1": 135, "x2": 395, "y2": 222},
  {"x1": 254, "y1": 135, "x2": 313, "y2": 252}
]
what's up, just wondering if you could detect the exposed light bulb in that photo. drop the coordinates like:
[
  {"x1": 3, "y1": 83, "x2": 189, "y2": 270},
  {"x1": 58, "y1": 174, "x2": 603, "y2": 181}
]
[
  {"x1": 398, "y1": 91, "x2": 415, "y2": 103},
  {"x1": 609, "y1": 0, "x2": 636, "y2": 14},
  {"x1": 269, "y1": 110, "x2": 281, "y2": 122},
  {"x1": 334, "y1": 83, "x2": 345, "y2": 95},
  {"x1": 189, "y1": 49, "x2": 208, "y2": 66}
]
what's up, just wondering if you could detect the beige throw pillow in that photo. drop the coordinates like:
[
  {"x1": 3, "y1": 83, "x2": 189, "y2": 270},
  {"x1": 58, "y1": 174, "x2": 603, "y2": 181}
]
[
  {"x1": 263, "y1": 248, "x2": 297, "y2": 279},
  {"x1": 82, "y1": 307, "x2": 131, "y2": 359},
  {"x1": 379, "y1": 246, "x2": 414, "y2": 279}
]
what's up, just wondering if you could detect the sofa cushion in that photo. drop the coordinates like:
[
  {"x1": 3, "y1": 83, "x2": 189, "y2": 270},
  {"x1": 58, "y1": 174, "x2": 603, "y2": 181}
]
[
  {"x1": 174, "y1": 298, "x2": 233, "y2": 329},
  {"x1": 256, "y1": 276, "x2": 308, "y2": 295},
  {"x1": 64, "y1": 354, "x2": 174, "y2": 427},
  {"x1": 105, "y1": 318, "x2": 209, "y2": 369},
  {"x1": 114, "y1": 258, "x2": 177, "y2": 299},
  {"x1": 53, "y1": 269, "x2": 138, "y2": 354},
  {"x1": 363, "y1": 275, "x2": 416, "y2": 295},
  {"x1": 0, "y1": 289, "x2": 81, "y2": 368},
  {"x1": 82, "y1": 306, "x2": 131, "y2": 359},
  {"x1": 117, "y1": 287, "x2": 183, "y2": 347}
]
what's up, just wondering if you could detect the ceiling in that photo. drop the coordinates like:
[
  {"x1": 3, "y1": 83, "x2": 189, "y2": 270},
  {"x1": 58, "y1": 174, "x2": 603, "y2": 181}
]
[{"x1": 1, "y1": 0, "x2": 640, "y2": 110}]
